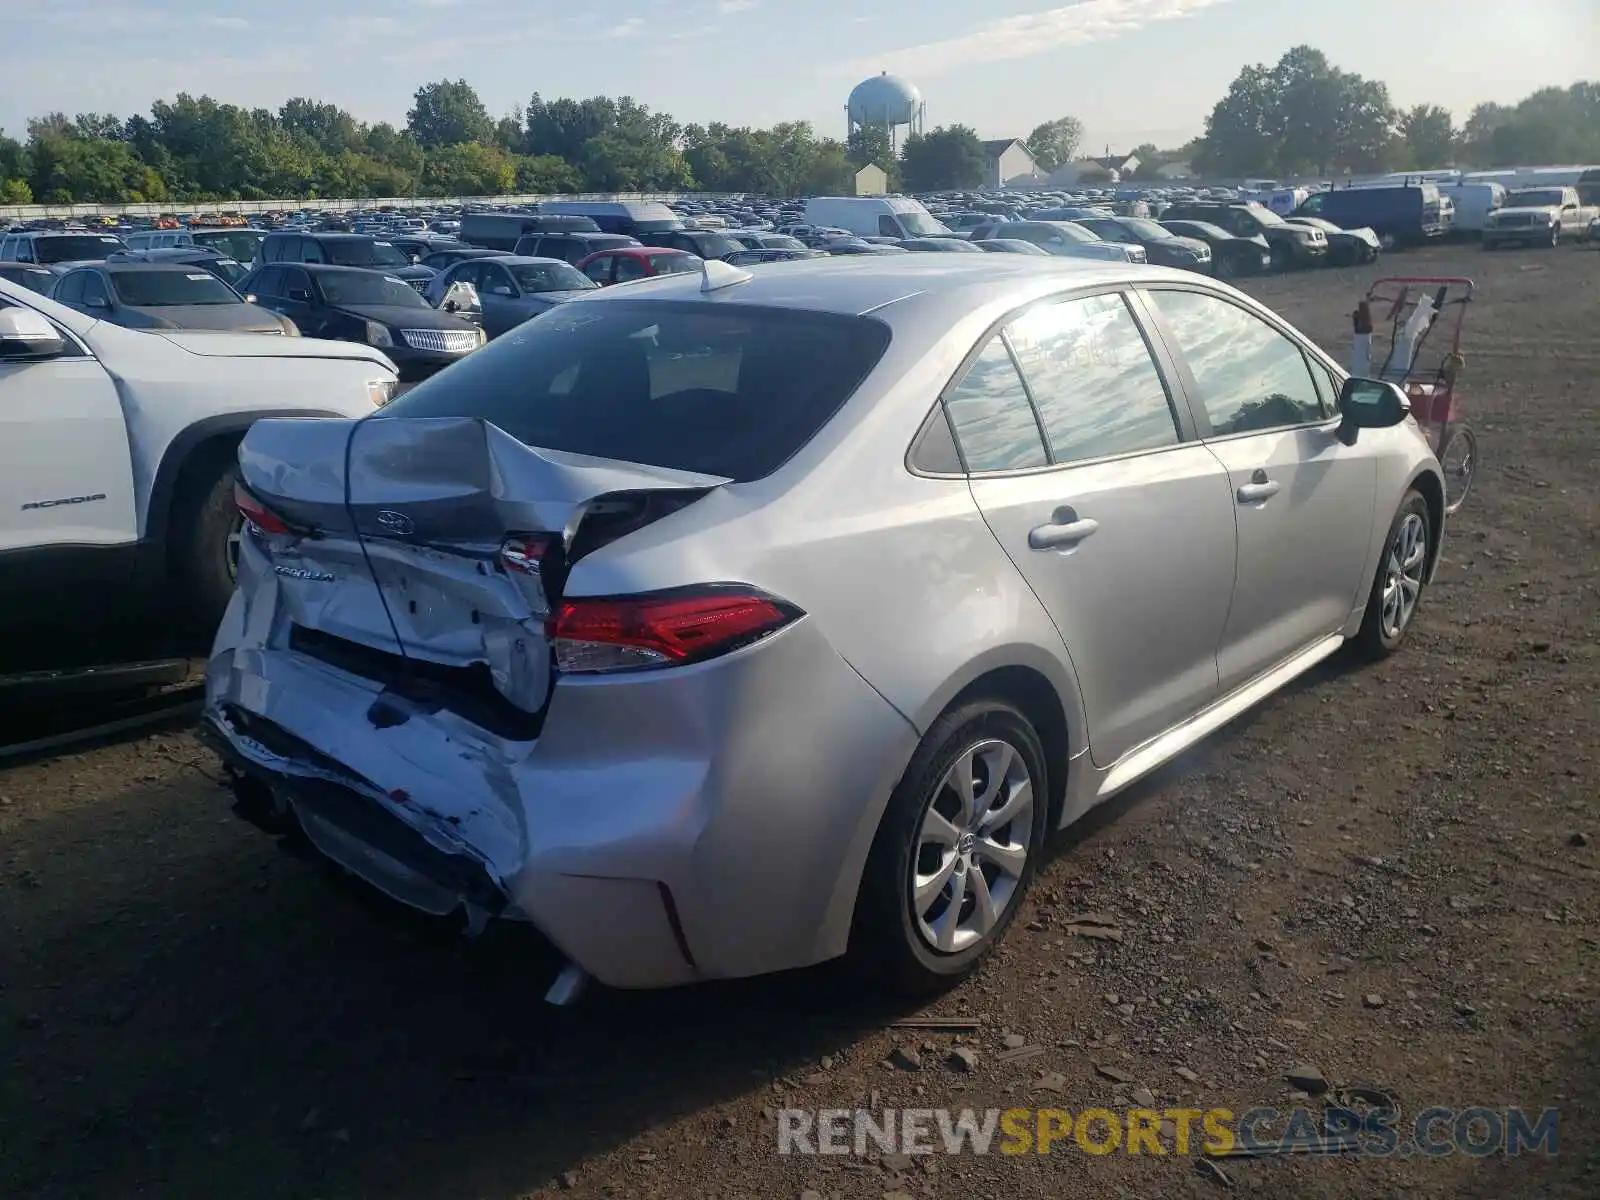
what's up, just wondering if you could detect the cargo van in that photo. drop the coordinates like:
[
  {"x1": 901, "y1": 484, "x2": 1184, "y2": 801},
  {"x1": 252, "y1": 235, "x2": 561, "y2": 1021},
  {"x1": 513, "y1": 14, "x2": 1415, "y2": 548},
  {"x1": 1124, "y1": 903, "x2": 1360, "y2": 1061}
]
[
  {"x1": 1293, "y1": 184, "x2": 1448, "y2": 246},
  {"x1": 1440, "y1": 182, "x2": 1506, "y2": 234},
  {"x1": 537, "y1": 201, "x2": 684, "y2": 237},
  {"x1": 802, "y1": 196, "x2": 952, "y2": 240},
  {"x1": 460, "y1": 211, "x2": 600, "y2": 251}
]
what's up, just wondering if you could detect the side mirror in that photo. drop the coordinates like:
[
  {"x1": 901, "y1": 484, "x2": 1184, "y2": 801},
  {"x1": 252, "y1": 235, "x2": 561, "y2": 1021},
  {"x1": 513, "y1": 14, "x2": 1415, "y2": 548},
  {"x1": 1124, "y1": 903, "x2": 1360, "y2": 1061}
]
[
  {"x1": 0, "y1": 307, "x2": 66, "y2": 359},
  {"x1": 287, "y1": 288, "x2": 311, "y2": 303},
  {"x1": 244, "y1": 294, "x2": 258, "y2": 303},
  {"x1": 1336, "y1": 377, "x2": 1410, "y2": 445},
  {"x1": 411, "y1": 254, "x2": 421, "y2": 264},
  {"x1": 85, "y1": 295, "x2": 110, "y2": 310}
]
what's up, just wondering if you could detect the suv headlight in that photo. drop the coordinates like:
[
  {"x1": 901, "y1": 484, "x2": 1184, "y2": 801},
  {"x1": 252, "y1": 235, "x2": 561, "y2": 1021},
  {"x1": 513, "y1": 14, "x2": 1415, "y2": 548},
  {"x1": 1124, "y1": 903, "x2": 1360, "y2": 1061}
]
[
  {"x1": 1126, "y1": 246, "x2": 1147, "y2": 263},
  {"x1": 364, "y1": 320, "x2": 394, "y2": 348},
  {"x1": 365, "y1": 378, "x2": 397, "y2": 407}
]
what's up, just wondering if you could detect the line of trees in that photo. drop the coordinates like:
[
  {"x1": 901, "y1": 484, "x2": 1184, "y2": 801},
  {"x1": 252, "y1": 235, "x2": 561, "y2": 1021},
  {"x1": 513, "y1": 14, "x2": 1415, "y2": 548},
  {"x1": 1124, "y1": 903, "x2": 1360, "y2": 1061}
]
[
  {"x1": 1193, "y1": 46, "x2": 1600, "y2": 179},
  {"x1": 1, "y1": 52, "x2": 1596, "y2": 206}
]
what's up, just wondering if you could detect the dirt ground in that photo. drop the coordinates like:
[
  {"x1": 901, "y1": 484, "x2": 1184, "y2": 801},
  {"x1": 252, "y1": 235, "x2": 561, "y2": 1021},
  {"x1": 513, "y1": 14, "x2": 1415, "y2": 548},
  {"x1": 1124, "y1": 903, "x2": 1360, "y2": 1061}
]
[{"x1": 3, "y1": 242, "x2": 1597, "y2": 1200}]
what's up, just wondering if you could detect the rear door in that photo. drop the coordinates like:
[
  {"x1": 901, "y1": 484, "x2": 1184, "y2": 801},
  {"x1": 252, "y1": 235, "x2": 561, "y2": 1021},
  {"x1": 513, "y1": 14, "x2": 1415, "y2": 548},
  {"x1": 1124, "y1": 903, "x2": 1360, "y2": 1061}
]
[
  {"x1": 958, "y1": 289, "x2": 1237, "y2": 768},
  {"x1": 1140, "y1": 285, "x2": 1376, "y2": 693}
]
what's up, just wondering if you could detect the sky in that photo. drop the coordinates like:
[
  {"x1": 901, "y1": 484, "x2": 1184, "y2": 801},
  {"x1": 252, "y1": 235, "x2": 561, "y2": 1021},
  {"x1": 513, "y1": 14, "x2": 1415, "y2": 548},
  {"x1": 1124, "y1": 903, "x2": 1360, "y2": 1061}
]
[{"x1": 3, "y1": 0, "x2": 1596, "y2": 153}]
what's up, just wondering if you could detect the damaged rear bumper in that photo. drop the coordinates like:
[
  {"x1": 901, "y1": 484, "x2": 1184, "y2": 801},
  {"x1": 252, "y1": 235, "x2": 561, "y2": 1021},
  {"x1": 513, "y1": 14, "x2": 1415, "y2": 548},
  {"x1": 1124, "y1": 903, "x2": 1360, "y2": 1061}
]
[{"x1": 202, "y1": 607, "x2": 919, "y2": 992}]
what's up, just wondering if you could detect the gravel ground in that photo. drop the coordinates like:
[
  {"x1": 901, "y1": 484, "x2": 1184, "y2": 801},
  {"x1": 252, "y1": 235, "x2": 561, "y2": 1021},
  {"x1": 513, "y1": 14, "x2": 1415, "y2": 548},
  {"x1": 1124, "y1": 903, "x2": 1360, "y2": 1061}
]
[{"x1": 2, "y1": 241, "x2": 1597, "y2": 1200}]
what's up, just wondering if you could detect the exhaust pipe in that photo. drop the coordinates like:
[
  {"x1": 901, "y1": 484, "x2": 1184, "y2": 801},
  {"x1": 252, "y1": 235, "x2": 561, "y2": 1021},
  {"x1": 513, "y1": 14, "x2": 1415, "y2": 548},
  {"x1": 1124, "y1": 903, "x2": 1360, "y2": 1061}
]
[{"x1": 544, "y1": 962, "x2": 590, "y2": 1006}]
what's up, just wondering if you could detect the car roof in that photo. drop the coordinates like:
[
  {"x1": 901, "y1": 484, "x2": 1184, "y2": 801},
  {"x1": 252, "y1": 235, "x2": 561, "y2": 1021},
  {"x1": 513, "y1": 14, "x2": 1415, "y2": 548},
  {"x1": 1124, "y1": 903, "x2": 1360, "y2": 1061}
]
[
  {"x1": 601, "y1": 246, "x2": 693, "y2": 258},
  {"x1": 288, "y1": 263, "x2": 403, "y2": 277},
  {"x1": 97, "y1": 261, "x2": 223, "y2": 274},
  {"x1": 574, "y1": 253, "x2": 1182, "y2": 317},
  {"x1": 472, "y1": 255, "x2": 576, "y2": 268}
]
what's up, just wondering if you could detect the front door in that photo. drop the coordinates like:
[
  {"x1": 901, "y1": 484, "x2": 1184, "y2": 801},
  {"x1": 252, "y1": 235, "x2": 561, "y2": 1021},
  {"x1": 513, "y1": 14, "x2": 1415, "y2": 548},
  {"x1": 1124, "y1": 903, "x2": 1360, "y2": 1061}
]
[
  {"x1": 477, "y1": 262, "x2": 520, "y2": 338},
  {"x1": 956, "y1": 291, "x2": 1237, "y2": 768},
  {"x1": 1141, "y1": 286, "x2": 1377, "y2": 693}
]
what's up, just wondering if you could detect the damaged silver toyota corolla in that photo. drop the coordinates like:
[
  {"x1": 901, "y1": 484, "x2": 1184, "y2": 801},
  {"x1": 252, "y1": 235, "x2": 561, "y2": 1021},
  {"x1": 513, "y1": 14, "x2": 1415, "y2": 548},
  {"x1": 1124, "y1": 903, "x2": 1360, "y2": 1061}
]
[{"x1": 203, "y1": 255, "x2": 1445, "y2": 1002}]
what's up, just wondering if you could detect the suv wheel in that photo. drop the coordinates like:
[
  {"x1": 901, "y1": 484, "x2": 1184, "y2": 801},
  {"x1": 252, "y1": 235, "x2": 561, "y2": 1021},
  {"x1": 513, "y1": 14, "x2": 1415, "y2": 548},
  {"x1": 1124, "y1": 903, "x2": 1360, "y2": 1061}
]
[
  {"x1": 173, "y1": 457, "x2": 242, "y2": 634},
  {"x1": 854, "y1": 699, "x2": 1050, "y2": 995}
]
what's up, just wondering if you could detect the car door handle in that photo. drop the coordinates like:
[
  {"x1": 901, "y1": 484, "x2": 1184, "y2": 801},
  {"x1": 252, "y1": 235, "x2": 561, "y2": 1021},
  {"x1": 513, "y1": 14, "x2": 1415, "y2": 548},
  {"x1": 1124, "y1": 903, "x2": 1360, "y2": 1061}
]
[
  {"x1": 1237, "y1": 478, "x2": 1281, "y2": 503},
  {"x1": 1029, "y1": 509, "x2": 1099, "y2": 550}
]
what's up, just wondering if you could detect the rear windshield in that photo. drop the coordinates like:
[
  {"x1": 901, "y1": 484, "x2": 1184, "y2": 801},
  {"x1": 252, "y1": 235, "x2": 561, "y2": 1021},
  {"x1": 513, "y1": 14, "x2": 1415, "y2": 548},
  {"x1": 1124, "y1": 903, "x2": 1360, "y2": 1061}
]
[
  {"x1": 37, "y1": 235, "x2": 126, "y2": 263},
  {"x1": 380, "y1": 300, "x2": 892, "y2": 481},
  {"x1": 319, "y1": 272, "x2": 428, "y2": 307},
  {"x1": 112, "y1": 270, "x2": 239, "y2": 306},
  {"x1": 190, "y1": 230, "x2": 263, "y2": 261},
  {"x1": 326, "y1": 239, "x2": 409, "y2": 267},
  {"x1": 1507, "y1": 189, "x2": 1566, "y2": 207}
]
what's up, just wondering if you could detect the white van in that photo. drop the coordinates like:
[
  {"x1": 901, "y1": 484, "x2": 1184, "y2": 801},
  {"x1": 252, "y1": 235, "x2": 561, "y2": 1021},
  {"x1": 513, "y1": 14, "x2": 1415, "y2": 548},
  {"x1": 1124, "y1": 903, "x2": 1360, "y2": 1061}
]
[
  {"x1": 802, "y1": 197, "x2": 951, "y2": 240},
  {"x1": 1266, "y1": 187, "x2": 1309, "y2": 216},
  {"x1": 1441, "y1": 182, "x2": 1506, "y2": 233}
]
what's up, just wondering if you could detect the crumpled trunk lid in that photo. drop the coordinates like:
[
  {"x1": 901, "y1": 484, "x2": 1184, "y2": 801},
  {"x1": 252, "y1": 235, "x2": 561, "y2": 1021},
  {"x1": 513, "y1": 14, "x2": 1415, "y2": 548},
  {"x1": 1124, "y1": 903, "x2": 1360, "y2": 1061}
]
[{"x1": 235, "y1": 415, "x2": 728, "y2": 725}]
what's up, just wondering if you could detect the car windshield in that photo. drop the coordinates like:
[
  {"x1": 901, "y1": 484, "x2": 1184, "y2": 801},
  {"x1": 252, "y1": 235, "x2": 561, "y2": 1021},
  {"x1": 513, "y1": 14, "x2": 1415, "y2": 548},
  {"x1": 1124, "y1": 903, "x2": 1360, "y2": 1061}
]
[
  {"x1": 510, "y1": 262, "x2": 597, "y2": 293},
  {"x1": 206, "y1": 259, "x2": 251, "y2": 286},
  {"x1": 1248, "y1": 207, "x2": 1285, "y2": 226},
  {"x1": 763, "y1": 235, "x2": 805, "y2": 250},
  {"x1": 649, "y1": 254, "x2": 701, "y2": 275},
  {"x1": 111, "y1": 270, "x2": 240, "y2": 306},
  {"x1": 382, "y1": 300, "x2": 892, "y2": 481},
  {"x1": 897, "y1": 212, "x2": 953, "y2": 237},
  {"x1": 1507, "y1": 189, "x2": 1566, "y2": 207},
  {"x1": 685, "y1": 232, "x2": 741, "y2": 259},
  {"x1": 190, "y1": 230, "x2": 262, "y2": 261},
  {"x1": 37, "y1": 235, "x2": 126, "y2": 263},
  {"x1": 1121, "y1": 218, "x2": 1173, "y2": 240},
  {"x1": 1043, "y1": 222, "x2": 1097, "y2": 243},
  {"x1": 326, "y1": 239, "x2": 410, "y2": 267},
  {"x1": 1292, "y1": 218, "x2": 1337, "y2": 232},
  {"x1": 1171, "y1": 221, "x2": 1228, "y2": 239},
  {"x1": 318, "y1": 273, "x2": 428, "y2": 307}
]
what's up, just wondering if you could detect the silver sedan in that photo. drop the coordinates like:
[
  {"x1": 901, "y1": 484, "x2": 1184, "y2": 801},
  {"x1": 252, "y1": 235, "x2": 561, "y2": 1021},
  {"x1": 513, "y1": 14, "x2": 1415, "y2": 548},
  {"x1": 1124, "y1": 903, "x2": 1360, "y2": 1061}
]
[{"x1": 203, "y1": 255, "x2": 1445, "y2": 1000}]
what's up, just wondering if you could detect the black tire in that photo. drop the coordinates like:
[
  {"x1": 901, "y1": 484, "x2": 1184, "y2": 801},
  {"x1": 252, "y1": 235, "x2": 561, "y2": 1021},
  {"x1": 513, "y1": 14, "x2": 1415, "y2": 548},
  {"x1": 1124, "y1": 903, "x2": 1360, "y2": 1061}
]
[
  {"x1": 853, "y1": 699, "x2": 1050, "y2": 996},
  {"x1": 1548, "y1": 226, "x2": 1561, "y2": 248},
  {"x1": 1352, "y1": 490, "x2": 1431, "y2": 660},
  {"x1": 172, "y1": 458, "x2": 243, "y2": 634}
]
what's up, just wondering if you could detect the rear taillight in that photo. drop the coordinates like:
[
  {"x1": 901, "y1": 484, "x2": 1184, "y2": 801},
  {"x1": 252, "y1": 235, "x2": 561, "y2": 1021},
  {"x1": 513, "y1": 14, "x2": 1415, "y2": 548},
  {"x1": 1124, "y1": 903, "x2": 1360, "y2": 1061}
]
[
  {"x1": 549, "y1": 587, "x2": 801, "y2": 675},
  {"x1": 234, "y1": 481, "x2": 295, "y2": 536}
]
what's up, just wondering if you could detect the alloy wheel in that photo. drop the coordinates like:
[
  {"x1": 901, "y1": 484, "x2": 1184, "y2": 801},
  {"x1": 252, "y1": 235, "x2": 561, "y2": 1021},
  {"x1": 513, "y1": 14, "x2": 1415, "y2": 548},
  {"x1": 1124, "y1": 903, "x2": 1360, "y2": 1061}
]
[
  {"x1": 910, "y1": 738, "x2": 1035, "y2": 954},
  {"x1": 1380, "y1": 512, "x2": 1428, "y2": 641}
]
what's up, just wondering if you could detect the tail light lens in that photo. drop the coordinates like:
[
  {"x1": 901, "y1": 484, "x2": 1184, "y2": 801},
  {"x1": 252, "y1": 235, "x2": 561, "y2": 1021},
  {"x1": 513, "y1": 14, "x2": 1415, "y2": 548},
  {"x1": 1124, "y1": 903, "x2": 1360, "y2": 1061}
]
[
  {"x1": 235, "y1": 481, "x2": 298, "y2": 536},
  {"x1": 550, "y1": 587, "x2": 802, "y2": 675}
]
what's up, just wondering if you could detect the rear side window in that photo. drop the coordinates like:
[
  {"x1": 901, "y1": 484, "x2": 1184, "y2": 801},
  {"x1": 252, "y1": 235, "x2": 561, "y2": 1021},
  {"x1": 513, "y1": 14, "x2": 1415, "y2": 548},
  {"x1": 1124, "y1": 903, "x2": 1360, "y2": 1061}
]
[
  {"x1": 941, "y1": 336, "x2": 1048, "y2": 472},
  {"x1": 381, "y1": 301, "x2": 892, "y2": 481},
  {"x1": 1005, "y1": 292, "x2": 1179, "y2": 464}
]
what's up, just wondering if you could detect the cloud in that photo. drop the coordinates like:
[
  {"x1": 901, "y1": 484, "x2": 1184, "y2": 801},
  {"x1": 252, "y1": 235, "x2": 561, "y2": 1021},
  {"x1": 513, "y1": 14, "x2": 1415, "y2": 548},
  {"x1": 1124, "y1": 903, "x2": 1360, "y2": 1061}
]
[
  {"x1": 605, "y1": 16, "x2": 645, "y2": 37},
  {"x1": 717, "y1": 0, "x2": 757, "y2": 12},
  {"x1": 838, "y1": 0, "x2": 1235, "y2": 78},
  {"x1": 200, "y1": 14, "x2": 250, "y2": 28}
]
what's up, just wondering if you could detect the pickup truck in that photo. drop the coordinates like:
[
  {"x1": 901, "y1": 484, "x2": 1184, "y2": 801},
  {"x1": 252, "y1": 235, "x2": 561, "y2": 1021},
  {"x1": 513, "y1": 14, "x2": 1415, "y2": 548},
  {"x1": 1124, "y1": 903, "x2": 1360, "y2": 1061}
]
[
  {"x1": 0, "y1": 277, "x2": 398, "y2": 652},
  {"x1": 1482, "y1": 186, "x2": 1598, "y2": 248}
]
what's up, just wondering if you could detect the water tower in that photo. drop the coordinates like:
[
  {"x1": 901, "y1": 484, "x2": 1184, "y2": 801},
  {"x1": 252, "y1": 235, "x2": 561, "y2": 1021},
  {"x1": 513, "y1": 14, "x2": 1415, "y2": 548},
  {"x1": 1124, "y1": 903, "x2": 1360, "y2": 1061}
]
[{"x1": 847, "y1": 71, "x2": 924, "y2": 153}]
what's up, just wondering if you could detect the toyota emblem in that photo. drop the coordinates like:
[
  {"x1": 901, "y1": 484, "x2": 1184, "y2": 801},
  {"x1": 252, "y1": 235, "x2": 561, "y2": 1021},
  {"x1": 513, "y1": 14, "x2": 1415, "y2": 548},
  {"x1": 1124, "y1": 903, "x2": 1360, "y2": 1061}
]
[{"x1": 375, "y1": 510, "x2": 415, "y2": 536}]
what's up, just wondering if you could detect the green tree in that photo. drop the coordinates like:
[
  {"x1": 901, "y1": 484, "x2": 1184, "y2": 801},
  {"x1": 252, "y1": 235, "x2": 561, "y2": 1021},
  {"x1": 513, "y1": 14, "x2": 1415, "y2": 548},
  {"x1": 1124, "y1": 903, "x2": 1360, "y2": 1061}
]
[
  {"x1": 514, "y1": 154, "x2": 580, "y2": 193},
  {"x1": 1025, "y1": 116, "x2": 1084, "y2": 173},
  {"x1": 420, "y1": 142, "x2": 516, "y2": 196},
  {"x1": 406, "y1": 79, "x2": 493, "y2": 149},
  {"x1": 900, "y1": 124, "x2": 984, "y2": 191},
  {"x1": 1398, "y1": 105, "x2": 1456, "y2": 168},
  {"x1": 0, "y1": 178, "x2": 32, "y2": 204}
]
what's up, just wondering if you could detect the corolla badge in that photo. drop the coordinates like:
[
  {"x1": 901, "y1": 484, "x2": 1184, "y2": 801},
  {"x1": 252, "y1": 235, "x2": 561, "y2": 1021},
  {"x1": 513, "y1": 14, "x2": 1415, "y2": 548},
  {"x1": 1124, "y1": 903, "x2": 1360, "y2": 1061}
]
[{"x1": 375, "y1": 510, "x2": 415, "y2": 536}]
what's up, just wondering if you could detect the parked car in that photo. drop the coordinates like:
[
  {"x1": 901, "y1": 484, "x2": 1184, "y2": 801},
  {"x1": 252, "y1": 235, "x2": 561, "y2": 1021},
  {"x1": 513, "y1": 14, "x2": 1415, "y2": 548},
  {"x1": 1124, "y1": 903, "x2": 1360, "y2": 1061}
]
[
  {"x1": 1156, "y1": 219, "x2": 1271, "y2": 277},
  {"x1": 577, "y1": 246, "x2": 702, "y2": 285},
  {"x1": 238, "y1": 262, "x2": 483, "y2": 383},
  {"x1": 0, "y1": 263, "x2": 57, "y2": 295},
  {"x1": 422, "y1": 255, "x2": 599, "y2": 339},
  {"x1": 0, "y1": 275, "x2": 397, "y2": 638},
  {"x1": 824, "y1": 241, "x2": 910, "y2": 255},
  {"x1": 727, "y1": 232, "x2": 809, "y2": 251},
  {"x1": 963, "y1": 220, "x2": 1146, "y2": 264},
  {"x1": 899, "y1": 237, "x2": 985, "y2": 253},
  {"x1": 970, "y1": 239, "x2": 1051, "y2": 256},
  {"x1": 1290, "y1": 186, "x2": 1447, "y2": 249},
  {"x1": 1072, "y1": 216, "x2": 1212, "y2": 271},
  {"x1": 189, "y1": 226, "x2": 265, "y2": 265},
  {"x1": 636, "y1": 228, "x2": 745, "y2": 260},
  {"x1": 256, "y1": 233, "x2": 436, "y2": 290},
  {"x1": 460, "y1": 212, "x2": 601, "y2": 252},
  {"x1": 513, "y1": 232, "x2": 641, "y2": 265},
  {"x1": 420, "y1": 246, "x2": 505, "y2": 272},
  {"x1": 723, "y1": 247, "x2": 828, "y2": 265},
  {"x1": 108, "y1": 247, "x2": 253, "y2": 288},
  {"x1": 1279, "y1": 216, "x2": 1381, "y2": 266},
  {"x1": 0, "y1": 230, "x2": 128, "y2": 265},
  {"x1": 1482, "y1": 186, "x2": 1597, "y2": 248},
  {"x1": 50, "y1": 262, "x2": 293, "y2": 335},
  {"x1": 1159, "y1": 201, "x2": 1327, "y2": 269},
  {"x1": 201, "y1": 255, "x2": 1445, "y2": 1001}
]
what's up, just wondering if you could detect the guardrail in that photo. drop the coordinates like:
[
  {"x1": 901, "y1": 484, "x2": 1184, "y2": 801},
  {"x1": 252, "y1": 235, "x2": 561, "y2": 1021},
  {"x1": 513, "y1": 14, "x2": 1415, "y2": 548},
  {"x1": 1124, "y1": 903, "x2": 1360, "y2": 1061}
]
[{"x1": 0, "y1": 192, "x2": 758, "y2": 220}]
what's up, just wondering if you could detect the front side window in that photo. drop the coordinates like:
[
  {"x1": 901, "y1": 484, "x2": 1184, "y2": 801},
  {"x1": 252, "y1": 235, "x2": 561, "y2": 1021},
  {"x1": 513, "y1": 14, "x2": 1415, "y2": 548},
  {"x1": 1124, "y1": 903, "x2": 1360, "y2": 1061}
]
[
  {"x1": 1145, "y1": 289, "x2": 1323, "y2": 436},
  {"x1": 649, "y1": 254, "x2": 699, "y2": 276},
  {"x1": 1005, "y1": 292, "x2": 1179, "y2": 464},
  {"x1": 942, "y1": 335, "x2": 1048, "y2": 472},
  {"x1": 614, "y1": 256, "x2": 647, "y2": 283},
  {"x1": 55, "y1": 271, "x2": 87, "y2": 304},
  {"x1": 80, "y1": 273, "x2": 111, "y2": 308}
]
